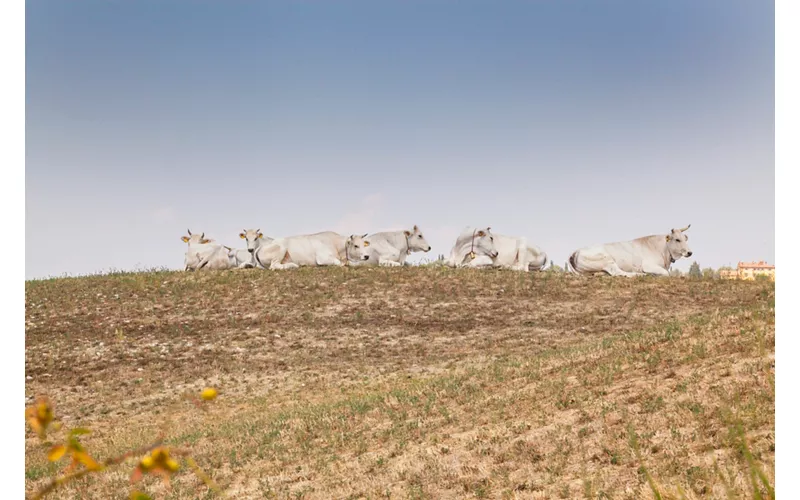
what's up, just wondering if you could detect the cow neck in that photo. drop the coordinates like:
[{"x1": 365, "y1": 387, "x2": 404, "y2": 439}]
[
  {"x1": 344, "y1": 241, "x2": 351, "y2": 266},
  {"x1": 663, "y1": 239, "x2": 675, "y2": 269},
  {"x1": 469, "y1": 229, "x2": 478, "y2": 259},
  {"x1": 403, "y1": 233, "x2": 411, "y2": 255}
]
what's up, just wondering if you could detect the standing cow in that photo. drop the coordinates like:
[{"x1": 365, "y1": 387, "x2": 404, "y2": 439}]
[
  {"x1": 568, "y1": 225, "x2": 693, "y2": 277},
  {"x1": 445, "y1": 227, "x2": 499, "y2": 268}
]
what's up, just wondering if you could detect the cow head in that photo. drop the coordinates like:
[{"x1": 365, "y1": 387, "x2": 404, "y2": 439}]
[
  {"x1": 223, "y1": 245, "x2": 239, "y2": 266},
  {"x1": 345, "y1": 234, "x2": 371, "y2": 262},
  {"x1": 666, "y1": 224, "x2": 693, "y2": 260},
  {"x1": 469, "y1": 227, "x2": 499, "y2": 259},
  {"x1": 181, "y1": 229, "x2": 211, "y2": 245},
  {"x1": 404, "y1": 225, "x2": 432, "y2": 253},
  {"x1": 239, "y1": 228, "x2": 264, "y2": 253}
]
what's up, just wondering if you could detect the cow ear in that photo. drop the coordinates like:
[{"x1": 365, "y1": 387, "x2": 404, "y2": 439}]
[
  {"x1": 200, "y1": 239, "x2": 210, "y2": 244},
  {"x1": 181, "y1": 236, "x2": 190, "y2": 243},
  {"x1": 258, "y1": 233, "x2": 263, "y2": 239},
  {"x1": 665, "y1": 235, "x2": 670, "y2": 242},
  {"x1": 477, "y1": 231, "x2": 486, "y2": 237},
  {"x1": 364, "y1": 241, "x2": 370, "y2": 247},
  {"x1": 239, "y1": 233, "x2": 246, "y2": 239},
  {"x1": 404, "y1": 230, "x2": 412, "y2": 237}
]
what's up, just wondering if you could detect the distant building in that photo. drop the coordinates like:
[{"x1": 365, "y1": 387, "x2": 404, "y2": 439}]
[{"x1": 721, "y1": 261, "x2": 775, "y2": 281}]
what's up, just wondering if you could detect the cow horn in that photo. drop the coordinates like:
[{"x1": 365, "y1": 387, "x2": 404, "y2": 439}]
[
  {"x1": 201, "y1": 232, "x2": 205, "y2": 239},
  {"x1": 187, "y1": 229, "x2": 192, "y2": 235},
  {"x1": 679, "y1": 224, "x2": 691, "y2": 232},
  {"x1": 256, "y1": 228, "x2": 260, "y2": 234}
]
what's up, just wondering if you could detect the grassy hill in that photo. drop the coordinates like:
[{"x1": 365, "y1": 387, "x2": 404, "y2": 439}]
[{"x1": 25, "y1": 268, "x2": 774, "y2": 499}]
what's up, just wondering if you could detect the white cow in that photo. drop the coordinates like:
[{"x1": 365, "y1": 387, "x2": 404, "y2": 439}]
[
  {"x1": 253, "y1": 231, "x2": 369, "y2": 270},
  {"x1": 228, "y1": 228, "x2": 275, "y2": 268},
  {"x1": 181, "y1": 229, "x2": 224, "y2": 271},
  {"x1": 195, "y1": 244, "x2": 238, "y2": 270},
  {"x1": 445, "y1": 227, "x2": 499, "y2": 268},
  {"x1": 568, "y1": 225, "x2": 694, "y2": 277},
  {"x1": 342, "y1": 234, "x2": 373, "y2": 264},
  {"x1": 226, "y1": 247, "x2": 256, "y2": 269},
  {"x1": 487, "y1": 233, "x2": 548, "y2": 272},
  {"x1": 349, "y1": 225, "x2": 432, "y2": 267}
]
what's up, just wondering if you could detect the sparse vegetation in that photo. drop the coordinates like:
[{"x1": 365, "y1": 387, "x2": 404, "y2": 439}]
[{"x1": 25, "y1": 268, "x2": 774, "y2": 498}]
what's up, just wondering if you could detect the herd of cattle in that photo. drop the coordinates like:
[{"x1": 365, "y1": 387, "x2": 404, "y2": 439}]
[{"x1": 181, "y1": 224, "x2": 694, "y2": 277}]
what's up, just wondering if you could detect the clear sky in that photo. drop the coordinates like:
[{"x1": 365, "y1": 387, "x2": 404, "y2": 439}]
[{"x1": 25, "y1": 0, "x2": 774, "y2": 279}]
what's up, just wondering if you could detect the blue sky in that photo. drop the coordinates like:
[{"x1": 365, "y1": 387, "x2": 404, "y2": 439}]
[{"x1": 26, "y1": 0, "x2": 774, "y2": 278}]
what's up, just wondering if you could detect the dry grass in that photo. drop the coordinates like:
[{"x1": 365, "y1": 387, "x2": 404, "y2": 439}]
[{"x1": 25, "y1": 268, "x2": 774, "y2": 499}]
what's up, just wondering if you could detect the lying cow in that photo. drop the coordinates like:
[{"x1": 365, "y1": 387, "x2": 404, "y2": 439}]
[
  {"x1": 228, "y1": 228, "x2": 275, "y2": 268},
  {"x1": 445, "y1": 227, "x2": 499, "y2": 268},
  {"x1": 488, "y1": 233, "x2": 548, "y2": 272},
  {"x1": 348, "y1": 225, "x2": 432, "y2": 267},
  {"x1": 195, "y1": 245, "x2": 238, "y2": 270},
  {"x1": 181, "y1": 229, "x2": 223, "y2": 271},
  {"x1": 253, "y1": 231, "x2": 370, "y2": 269},
  {"x1": 568, "y1": 225, "x2": 693, "y2": 277}
]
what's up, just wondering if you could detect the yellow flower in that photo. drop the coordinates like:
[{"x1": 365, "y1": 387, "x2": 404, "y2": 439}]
[
  {"x1": 131, "y1": 447, "x2": 180, "y2": 485},
  {"x1": 200, "y1": 388, "x2": 218, "y2": 401},
  {"x1": 25, "y1": 397, "x2": 55, "y2": 439}
]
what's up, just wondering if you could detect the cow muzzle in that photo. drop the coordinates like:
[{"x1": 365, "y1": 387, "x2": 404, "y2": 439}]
[
  {"x1": 686, "y1": 251, "x2": 693, "y2": 257},
  {"x1": 248, "y1": 248, "x2": 255, "y2": 253},
  {"x1": 490, "y1": 251, "x2": 499, "y2": 258},
  {"x1": 362, "y1": 255, "x2": 370, "y2": 261}
]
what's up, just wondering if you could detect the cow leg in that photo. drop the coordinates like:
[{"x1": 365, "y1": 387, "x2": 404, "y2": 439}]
[
  {"x1": 603, "y1": 262, "x2": 642, "y2": 278},
  {"x1": 379, "y1": 256, "x2": 402, "y2": 267},
  {"x1": 511, "y1": 246, "x2": 530, "y2": 272},
  {"x1": 196, "y1": 252, "x2": 212, "y2": 270},
  {"x1": 463, "y1": 255, "x2": 494, "y2": 268},
  {"x1": 641, "y1": 261, "x2": 670, "y2": 276},
  {"x1": 271, "y1": 260, "x2": 300, "y2": 270},
  {"x1": 315, "y1": 252, "x2": 344, "y2": 267},
  {"x1": 268, "y1": 248, "x2": 299, "y2": 270}
]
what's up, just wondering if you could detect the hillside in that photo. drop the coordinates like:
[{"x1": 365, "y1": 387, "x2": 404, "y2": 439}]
[{"x1": 25, "y1": 268, "x2": 775, "y2": 499}]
